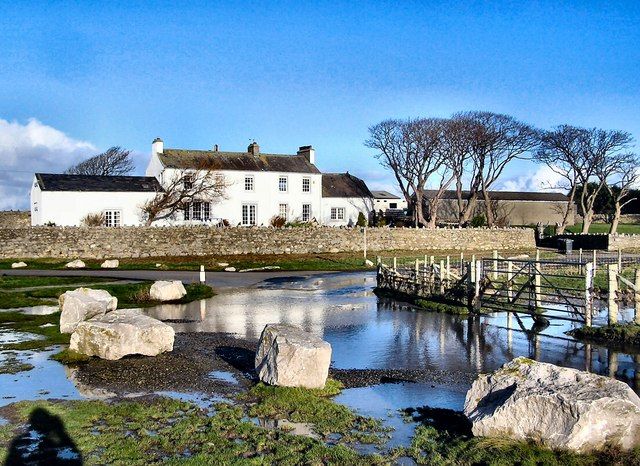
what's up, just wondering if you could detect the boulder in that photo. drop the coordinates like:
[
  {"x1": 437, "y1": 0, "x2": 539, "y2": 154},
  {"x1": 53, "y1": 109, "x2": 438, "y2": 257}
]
[
  {"x1": 100, "y1": 259, "x2": 119, "y2": 269},
  {"x1": 59, "y1": 288, "x2": 118, "y2": 333},
  {"x1": 65, "y1": 259, "x2": 86, "y2": 269},
  {"x1": 69, "y1": 309, "x2": 175, "y2": 360},
  {"x1": 218, "y1": 262, "x2": 229, "y2": 267},
  {"x1": 464, "y1": 357, "x2": 640, "y2": 452},
  {"x1": 255, "y1": 324, "x2": 331, "y2": 389},
  {"x1": 224, "y1": 267, "x2": 236, "y2": 272},
  {"x1": 364, "y1": 259, "x2": 374, "y2": 267},
  {"x1": 11, "y1": 261, "x2": 27, "y2": 268},
  {"x1": 149, "y1": 280, "x2": 187, "y2": 302}
]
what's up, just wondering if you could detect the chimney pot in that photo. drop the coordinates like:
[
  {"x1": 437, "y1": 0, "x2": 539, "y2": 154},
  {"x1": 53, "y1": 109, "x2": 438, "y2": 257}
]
[
  {"x1": 213, "y1": 144, "x2": 219, "y2": 151},
  {"x1": 297, "y1": 145, "x2": 316, "y2": 165},
  {"x1": 248, "y1": 141, "x2": 260, "y2": 156}
]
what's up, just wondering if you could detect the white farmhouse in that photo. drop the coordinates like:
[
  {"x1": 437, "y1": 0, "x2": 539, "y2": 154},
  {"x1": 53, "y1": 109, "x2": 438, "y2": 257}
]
[
  {"x1": 30, "y1": 174, "x2": 162, "y2": 226},
  {"x1": 321, "y1": 173, "x2": 373, "y2": 226},
  {"x1": 30, "y1": 138, "x2": 376, "y2": 227},
  {"x1": 371, "y1": 190, "x2": 407, "y2": 212}
]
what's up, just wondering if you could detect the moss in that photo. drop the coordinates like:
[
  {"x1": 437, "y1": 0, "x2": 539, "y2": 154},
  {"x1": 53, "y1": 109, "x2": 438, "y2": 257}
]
[
  {"x1": 0, "y1": 353, "x2": 34, "y2": 374},
  {"x1": 415, "y1": 299, "x2": 469, "y2": 315},
  {"x1": 568, "y1": 323, "x2": 640, "y2": 348},
  {"x1": 0, "y1": 397, "x2": 387, "y2": 465},
  {"x1": 51, "y1": 349, "x2": 92, "y2": 365},
  {"x1": 0, "y1": 311, "x2": 69, "y2": 351}
]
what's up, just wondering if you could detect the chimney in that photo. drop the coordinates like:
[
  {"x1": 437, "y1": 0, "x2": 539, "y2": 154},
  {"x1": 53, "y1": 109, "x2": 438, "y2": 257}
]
[
  {"x1": 152, "y1": 137, "x2": 164, "y2": 156},
  {"x1": 297, "y1": 145, "x2": 315, "y2": 165},
  {"x1": 248, "y1": 141, "x2": 260, "y2": 156},
  {"x1": 213, "y1": 144, "x2": 219, "y2": 151}
]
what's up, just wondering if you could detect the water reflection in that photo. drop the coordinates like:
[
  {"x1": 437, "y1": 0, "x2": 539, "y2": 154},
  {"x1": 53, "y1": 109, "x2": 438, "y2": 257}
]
[{"x1": 143, "y1": 271, "x2": 640, "y2": 394}]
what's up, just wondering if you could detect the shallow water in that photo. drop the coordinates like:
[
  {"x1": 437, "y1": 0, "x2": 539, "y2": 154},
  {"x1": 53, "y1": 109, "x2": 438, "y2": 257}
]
[{"x1": 144, "y1": 271, "x2": 640, "y2": 393}]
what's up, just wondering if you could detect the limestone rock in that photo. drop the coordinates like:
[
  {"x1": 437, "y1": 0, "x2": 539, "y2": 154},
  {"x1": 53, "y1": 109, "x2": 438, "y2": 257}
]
[
  {"x1": 100, "y1": 259, "x2": 119, "y2": 269},
  {"x1": 255, "y1": 324, "x2": 331, "y2": 389},
  {"x1": 59, "y1": 288, "x2": 118, "y2": 333},
  {"x1": 149, "y1": 280, "x2": 187, "y2": 301},
  {"x1": 464, "y1": 357, "x2": 640, "y2": 452},
  {"x1": 69, "y1": 309, "x2": 175, "y2": 360},
  {"x1": 65, "y1": 259, "x2": 86, "y2": 269},
  {"x1": 218, "y1": 262, "x2": 229, "y2": 267},
  {"x1": 11, "y1": 261, "x2": 27, "y2": 268},
  {"x1": 224, "y1": 267, "x2": 236, "y2": 272},
  {"x1": 364, "y1": 259, "x2": 374, "y2": 267}
]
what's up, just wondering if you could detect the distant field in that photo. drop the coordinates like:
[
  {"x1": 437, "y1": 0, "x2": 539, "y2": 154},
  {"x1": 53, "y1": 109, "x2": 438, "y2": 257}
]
[{"x1": 566, "y1": 223, "x2": 640, "y2": 234}]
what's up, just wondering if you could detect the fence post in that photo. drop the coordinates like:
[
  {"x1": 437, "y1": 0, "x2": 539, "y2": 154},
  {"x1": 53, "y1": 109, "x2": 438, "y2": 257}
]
[
  {"x1": 429, "y1": 255, "x2": 434, "y2": 266},
  {"x1": 507, "y1": 260, "x2": 513, "y2": 301},
  {"x1": 618, "y1": 248, "x2": 622, "y2": 271},
  {"x1": 363, "y1": 226, "x2": 367, "y2": 260},
  {"x1": 585, "y1": 262, "x2": 593, "y2": 327},
  {"x1": 635, "y1": 269, "x2": 640, "y2": 325},
  {"x1": 393, "y1": 257, "x2": 397, "y2": 272},
  {"x1": 199, "y1": 265, "x2": 206, "y2": 284},
  {"x1": 474, "y1": 260, "x2": 482, "y2": 305},
  {"x1": 579, "y1": 248, "x2": 583, "y2": 274},
  {"x1": 439, "y1": 260, "x2": 445, "y2": 294},
  {"x1": 493, "y1": 250, "x2": 498, "y2": 281},
  {"x1": 608, "y1": 263, "x2": 619, "y2": 325},
  {"x1": 376, "y1": 256, "x2": 381, "y2": 266},
  {"x1": 592, "y1": 250, "x2": 597, "y2": 274},
  {"x1": 446, "y1": 256, "x2": 451, "y2": 280},
  {"x1": 415, "y1": 258, "x2": 419, "y2": 286}
]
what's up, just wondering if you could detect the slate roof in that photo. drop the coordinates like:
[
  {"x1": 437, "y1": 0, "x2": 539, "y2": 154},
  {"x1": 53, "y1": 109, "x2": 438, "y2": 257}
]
[
  {"x1": 423, "y1": 189, "x2": 569, "y2": 202},
  {"x1": 322, "y1": 173, "x2": 373, "y2": 198},
  {"x1": 35, "y1": 174, "x2": 163, "y2": 192},
  {"x1": 158, "y1": 149, "x2": 321, "y2": 174},
  {"x1": 371, "y1": 190, "x2": 401, "y2": 200}
]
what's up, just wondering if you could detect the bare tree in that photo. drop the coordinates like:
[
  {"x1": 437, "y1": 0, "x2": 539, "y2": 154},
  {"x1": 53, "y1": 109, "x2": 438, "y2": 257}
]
[
  {"x1": 141, "y1": 162, "x2": 229, "y2": 226},
  {"x1": 452, "y1": 111, "x2": 538, "y2": 227},
  {"x1": 65, "y1": 147, "x2": 135, "y2": 176},
  {"x1": 440, "y1": 116, "x2": 474, "y2": 226},
  {"x1": 604, "y1": 153, "x2": 640, "y2": 234}
]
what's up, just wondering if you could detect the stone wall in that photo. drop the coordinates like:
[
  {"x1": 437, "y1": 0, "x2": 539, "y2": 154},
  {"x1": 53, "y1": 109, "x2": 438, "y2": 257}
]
[
  {"x1": 609, "y1": 234, "x2": 640, "y2": 251},
  {"x1": 0, "y1": 226, "x2": 535, "y2": 259},
  {"x1": 0, "y1": 211, "x2": 30, "y2": 228}
]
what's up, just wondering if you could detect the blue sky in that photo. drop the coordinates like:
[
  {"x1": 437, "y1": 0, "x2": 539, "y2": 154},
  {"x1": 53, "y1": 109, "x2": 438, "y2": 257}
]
[{"x1": 1, "y1": 1, "x2": 639, "y2": 208}]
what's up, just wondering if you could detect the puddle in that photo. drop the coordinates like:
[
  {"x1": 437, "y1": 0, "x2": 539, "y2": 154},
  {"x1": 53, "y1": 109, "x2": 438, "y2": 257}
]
[
  {"x1": 249, "y1": 417, "x2": 320, "y2": 439},
  {"x1": 154, "y1": 391, "x2": 228, "y2": 410},
  {"x1": 0, "y1": 329, "x2": 45, "y2": 345},
  {"x1": 208, "y1": 370, "x2": 239, "y2": 385},
  {"x1": 13, "y1": 305, "x2": 59, "y2": 316}
]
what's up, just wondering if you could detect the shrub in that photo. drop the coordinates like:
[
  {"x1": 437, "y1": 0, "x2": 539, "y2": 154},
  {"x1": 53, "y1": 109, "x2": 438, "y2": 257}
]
[
  {"x1": 81, "y1": 212, "x2": 105, "y2": 227},
  {"x1": 470, "y1": 214, "x2": 486, "y2": 227},
  {"x1": 356, "y1": 212, "x2": 368, "y2": 227},
  {"x1": 270, "y1": 215, "x2": 286, "y2": 228}
]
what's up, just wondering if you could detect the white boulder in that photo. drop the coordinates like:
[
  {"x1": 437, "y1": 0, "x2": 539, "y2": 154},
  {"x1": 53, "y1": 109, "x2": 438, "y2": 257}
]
[
  {"x1": 218, "y1": 262, "x2": 229, "y2": 267},
  {"x1": 65, "y1": 259, "x2": 86, "y2": 269},
  {"x1": 11, "y1": 262, "x2": 27, "y2": 268},
  {"x1": 224, "y1": 267, "x2": 236, "y2": 272},
  {"x1": 364, "y1": 259, "x2": 374, "y2": 267},
  {"x1": 69, "y1": 309, "x2": 175, "y2": 360},
  {"x1": 255, "y1": 324, "x2": 331, "y2": 389},
  {"x1": 464, "y1": 357, "x2": 640, "y2": 452},
  {"x1": 100, "y1": 259, "x2": 119, "y2": 269},
  {"x1": 149, "y1": 280, "x2": 187, "y2": 302},
  {"x1": 59, "y1": 288, "x2": 118, "y2": 333}
]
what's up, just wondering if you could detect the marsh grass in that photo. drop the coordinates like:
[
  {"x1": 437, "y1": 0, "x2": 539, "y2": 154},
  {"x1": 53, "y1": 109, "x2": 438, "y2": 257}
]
[{"x1": 568, "y1": 323, "x2": 640, "y2": 347}]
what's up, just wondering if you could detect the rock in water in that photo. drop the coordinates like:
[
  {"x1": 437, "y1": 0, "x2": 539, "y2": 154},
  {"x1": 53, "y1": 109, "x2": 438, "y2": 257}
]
[
  {"x1": 70, "y1": 309, "x2": 174, "y2": 360},
  {"x1": 11, "y1": 261, "x2": 27, "y2": 268},
  {"x1": 255, "y1": 324, "x2": 331, "y2": 389},
  {"x1": 464, "y1": 357, "x2": 640, "y2": 452},
  {"x1": 65, "y1": 259, "x2": 86, "y2": 269},
  {"x1": 149, "y1": 280, "x2": 187, "y2": 301},
  {"x1": 100, "y1": 259, "x2": 119, "y2": 268},
  {"x1": 59, "y1": 288, "x2": 118, "y2": 333}
]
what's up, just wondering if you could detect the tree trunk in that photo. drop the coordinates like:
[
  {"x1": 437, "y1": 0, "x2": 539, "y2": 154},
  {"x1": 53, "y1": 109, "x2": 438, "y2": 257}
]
[
  {"x1": 414, "y1": 190, "x2": 427, "y2": 227},
  {"x1": 426, "y1": 199, "x2": 438, "y2": 229},
  {"x1": 459, "y1": 193, "x2": 477, "y2": 225},
  {"x1": 609, "y1": 203, "x2": 621, "y2": 234},
  {"x1": 556, "y1": 189, "x2": 576, "y2": 235},
  {"x1": 482, "y1": 190, "x2": 495, "y2": 227},
  {"x1": 581, "y1": 210, "x2": 593, "y2": 233}
]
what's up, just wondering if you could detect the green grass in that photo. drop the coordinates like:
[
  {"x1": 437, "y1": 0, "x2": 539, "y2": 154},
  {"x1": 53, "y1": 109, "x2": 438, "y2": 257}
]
[
  {"x1": 243, "y1": 380, "x2": 389, "y2": 444},
  {"x1": 568, "y1": 323, "x2": 640, "y2": 347},
  {"x1": 0, "y1": 397, "x2": 387, "y2": 465},
  {"x1": 0, "y1": 310, "x2": 68, "y2": 351},
  {"x1": 0, "y1": 275, "x2": 110, "y2": 289},
  {"x1": 0, "y1": 352, "x2": 34, "y2": 374},
  {"x1": 415, "y1": 299, "x2": 469, "y2": 315},
  {"x1": 50, "y1": 348, "x2": 92, "y2": 365},
  {"x1": 566, "y1": 223, "x2": 640, "y2": 235}
]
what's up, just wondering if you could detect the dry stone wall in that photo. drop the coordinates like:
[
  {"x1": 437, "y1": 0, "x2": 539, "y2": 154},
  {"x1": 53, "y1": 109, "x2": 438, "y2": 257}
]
[
  {"x1": 0, "y1": 211, "x2": 30, "y2": 228},
  {"x1": 0, "y1": 226, "x2": 535, "y2": 259},
  {"x1": 609, "y1": 234, "x2": 640, "y2": 251}
]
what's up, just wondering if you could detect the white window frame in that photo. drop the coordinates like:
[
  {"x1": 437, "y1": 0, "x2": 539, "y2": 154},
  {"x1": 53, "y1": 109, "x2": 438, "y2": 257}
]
[
  {"x1": 279, "y1": 203, "x2": 288, "y2": 220},
  {"x1": 330, "y1": 207, "x2": 345, "y2": 221},
  {"x1": 244, "y1": 175, "x2": 255, "y2": 192},
  {"x1": 278, "y1": 176, "x2": 288, "y2": 192},
  {"x1": 302, "y1": 177, "x2": 310, "y2": 193},
  {"x1": 302, "y1": 204, "x2": 311, "y2": 222},
  {"x1": 242, "y1": 204, "x2": 257, "y2": 226},
  {"x1": 104, "y1": 210, "x2": 121, "y2": 227}
]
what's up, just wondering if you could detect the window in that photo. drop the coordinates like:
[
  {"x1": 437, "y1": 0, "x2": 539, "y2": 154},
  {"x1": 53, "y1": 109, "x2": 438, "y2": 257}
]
[
  {"x1": 242, "y1": 204, "x2": 257, "y2": 226},
  {"x1": 104, "y1": 210, "x2": 121, "y2": 227},
  {"x1": 279, "y1": 203, "x2": 288, "y2": 220},
  {"x1": 389, "y1": 203, "x2": 397, "y2": 209},
  {"x1": 302, "y1": 204, "x2": 311, "y2": 222},
  {"x1": 183, "y1": 201, "x2": 211, "y2": 221},
  {"x1": 183, "y1": 175, "x2": 193, "y2": 190},
  {"x1": 203, "y1": 202, "x2": 211, "y2": 221},
  {"x1": 244, "y1": 175, "x2": 254, "y2": 191},
  {"x1": 330, "y1": 207, "x2": 345, "y2": 220},
  {"x1": 302, "y1": 177, "x2": 310, "y2": 193},
  {"x1": 278, "y1": 176, "x2": 288, "y2": 192},
  {"x1": 192, "y1": 201, "x2": 202, "y2": 220}
]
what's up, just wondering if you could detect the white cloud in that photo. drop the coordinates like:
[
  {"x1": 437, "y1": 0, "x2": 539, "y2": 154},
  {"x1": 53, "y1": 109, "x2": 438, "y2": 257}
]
[
  {"x1": 0, "y1": 118, "x2": 96, "y2": 210},
  {"x1": 498, "y1": 164, "x2": 566, "y2": 193}
]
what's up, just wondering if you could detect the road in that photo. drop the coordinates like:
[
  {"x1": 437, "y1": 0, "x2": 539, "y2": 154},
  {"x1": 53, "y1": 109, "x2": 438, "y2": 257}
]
[{"x1": 1, "y1": 268, "x2": 329, "y2": 290}]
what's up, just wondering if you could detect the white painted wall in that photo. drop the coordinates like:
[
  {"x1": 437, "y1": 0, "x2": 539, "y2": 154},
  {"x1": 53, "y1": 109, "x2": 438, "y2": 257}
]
[
  {"x1": 373, "y1": 197, "x2": 407, "y2": 212},
  {"x1": 30, "y1": 183, "x2": 156, "y2": 226},
  {"x1": 321, "y1": 197, "x2": 373, "y2": 227}
]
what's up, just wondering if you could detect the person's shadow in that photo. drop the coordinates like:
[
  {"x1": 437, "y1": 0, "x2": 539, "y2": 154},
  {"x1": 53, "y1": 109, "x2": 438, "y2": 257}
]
[{"x1": 4, "y1": 407, "x2": 83, "y2": 465}]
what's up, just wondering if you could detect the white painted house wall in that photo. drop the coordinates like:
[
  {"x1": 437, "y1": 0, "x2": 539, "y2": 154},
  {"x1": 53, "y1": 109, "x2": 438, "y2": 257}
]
[
  {"x1": 30, "y1": 180, "x2": 155, "y2": 226},
  {"x1": 373, "y1": 197, "x2": 407, "y2": 212},
  {"x1": 320, "y1": 197, "x2": 373, "y2": 227}
]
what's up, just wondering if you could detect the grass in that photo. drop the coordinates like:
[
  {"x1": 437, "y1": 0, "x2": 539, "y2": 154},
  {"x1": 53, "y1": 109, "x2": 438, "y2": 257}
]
[
  {"x1": 0, "y1": 352, "x2": 34, "y2": 374},
  {"x1": 0, "y1": 275, "x2": 110, "y2": 289},
  {"x1": 375, "y1": 288, "x2": 469, "y2": 315},
  {"x1": 243, "y1": 380, "x2": 390, "y2": 444},
  {"x1": 0, "y1": 397, "x2": 387, "y2": 465},
  {"x1": 0, "y1": 310, "x2": 68, "y2": 351},
  {"x1": 50, "y1": 348, "x2": 92, "y2": 365},
  {"x1": 568, "y1": 323, "x2": 640, "y2": 347},
  {"x1": 566, "y1": 223, "x2": 640, "y2": 235}
]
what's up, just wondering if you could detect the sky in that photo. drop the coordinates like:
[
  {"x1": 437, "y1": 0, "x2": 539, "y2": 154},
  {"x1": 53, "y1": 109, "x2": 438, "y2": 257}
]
[{"x1": 1, "y1": 1, "x2": 639, "y2": 209}]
